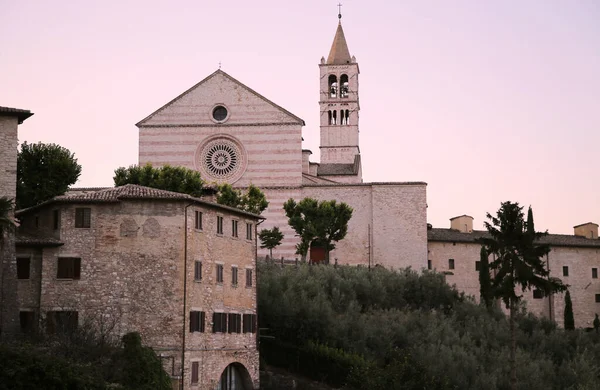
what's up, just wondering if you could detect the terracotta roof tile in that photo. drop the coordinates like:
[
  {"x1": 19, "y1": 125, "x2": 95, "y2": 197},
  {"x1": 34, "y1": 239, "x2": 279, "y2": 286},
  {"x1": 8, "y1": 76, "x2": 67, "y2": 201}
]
[
  {"x1": 16, "y1": 232, "x2": 63, "y2": 247},
  {"x1": 0, "y1": 106, "x2": 33, "y2": 124}
]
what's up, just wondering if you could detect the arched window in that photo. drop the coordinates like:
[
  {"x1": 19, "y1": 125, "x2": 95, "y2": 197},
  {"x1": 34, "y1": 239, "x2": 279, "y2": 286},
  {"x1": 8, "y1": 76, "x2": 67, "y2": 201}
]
[
  {"x1": 332, "y1": 110, "x2": 337, "y2": 125},
  {"x1": 340, "y1": 74, "x2": 349, "y2": 98},
  {"x1": 340, "y1": 110, "x2": 346, "y2": 125},
  {"x1": 328, "y1": 110, "x2": 333, "y2": 125},
  {"x1": 328, "y1": 75, "x2": 338, "y2": 98},
  {"x1": 216, "y1": 363, "x2": 252, "y2": 389},
  {"x1": 345, "y1": 109, "x2": 350, "y2": 125}
]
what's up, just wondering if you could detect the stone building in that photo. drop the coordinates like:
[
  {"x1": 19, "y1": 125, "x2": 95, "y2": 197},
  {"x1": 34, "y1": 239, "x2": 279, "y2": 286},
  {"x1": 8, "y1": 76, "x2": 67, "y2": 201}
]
[
  {"x1": 429, "y1": 215, "x2": 600, "y2": 328},
  {"x1": 14, "y1": 184, "x2": 262, "y2": 389},
  {"x1": 136, "y1": 18, "x2": 428, "y2": 270},
  {"x1": 0, "y1": 106, "x2": 33, "y2": 335}
]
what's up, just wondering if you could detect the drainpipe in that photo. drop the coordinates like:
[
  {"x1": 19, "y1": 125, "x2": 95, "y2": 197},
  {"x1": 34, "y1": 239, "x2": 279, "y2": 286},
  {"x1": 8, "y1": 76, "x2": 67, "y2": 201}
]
[{"x1": 181, "y1": 203, "x2": 193, "y2": 390}]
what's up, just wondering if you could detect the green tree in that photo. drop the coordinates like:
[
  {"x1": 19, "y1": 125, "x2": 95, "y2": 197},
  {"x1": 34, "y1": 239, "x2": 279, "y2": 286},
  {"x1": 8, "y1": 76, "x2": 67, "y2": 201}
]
[
  {"x1": 283, "y1": 198, "x2": 353, "y2": 264},
  {"x1": 17, "y1": 142, "x2": 82, "y2": 209},
  {"x1": 479, "y1": 202, "x2": 567, "y2": 390},
  {"x1": 114, "y1": 164, "x2": 205, "y2": 197},
  {"x1": 259, "y1": 227, "x2": 284, "y2": 258},
  {"x1": 564, "y1": 290, "x2": 574, "y2": 330},
  {"x1": 0, "y1": 197, "x2": 15, "y2": 238},
  {"x1": 479, "y1": 246, "x2": 493, "y2": 309},
  {"x1": 216, "y1": 183, "x2": 268, "y2": 215},
  {"x1": 593, "y1": 314, "x2": 599, "y2": 333}
]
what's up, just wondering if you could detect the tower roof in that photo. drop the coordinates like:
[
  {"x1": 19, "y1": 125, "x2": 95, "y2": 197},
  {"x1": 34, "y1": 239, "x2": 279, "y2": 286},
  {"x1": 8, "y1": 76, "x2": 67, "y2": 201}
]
[{"x1": 326, "y1": 22, "x2": 352, "y2": 65}]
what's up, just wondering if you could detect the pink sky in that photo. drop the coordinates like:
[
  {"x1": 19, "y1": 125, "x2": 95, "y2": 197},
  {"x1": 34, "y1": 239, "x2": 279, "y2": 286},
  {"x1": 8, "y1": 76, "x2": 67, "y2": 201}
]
[{"x1": 1, "y1": 0, "x2": 598, "y2": 234}]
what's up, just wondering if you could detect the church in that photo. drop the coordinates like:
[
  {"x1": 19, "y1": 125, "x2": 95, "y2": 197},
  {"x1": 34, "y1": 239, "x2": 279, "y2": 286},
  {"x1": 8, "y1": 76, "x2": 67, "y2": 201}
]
[{"x1": 137, "y1": 18, "x2": 428, "y2": 270}]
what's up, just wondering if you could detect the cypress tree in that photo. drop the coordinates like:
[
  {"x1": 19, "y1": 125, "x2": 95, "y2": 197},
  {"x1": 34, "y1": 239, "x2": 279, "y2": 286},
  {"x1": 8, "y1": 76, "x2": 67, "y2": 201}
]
[
  {"x1": 479, "y1": 246, "x2": 493, "y2": 309},
  {"x1": 564, "y1": 290, "x2": 575, "y2": 330},
  {"x1": 594, "y1": 314, "x2": 599, "y2": 333}
]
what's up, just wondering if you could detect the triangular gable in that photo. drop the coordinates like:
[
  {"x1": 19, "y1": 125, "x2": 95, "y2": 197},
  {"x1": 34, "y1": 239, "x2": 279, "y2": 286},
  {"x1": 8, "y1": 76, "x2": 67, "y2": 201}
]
[{"x1": 136, "y1": 69, "x2": 305, "y2": 127}]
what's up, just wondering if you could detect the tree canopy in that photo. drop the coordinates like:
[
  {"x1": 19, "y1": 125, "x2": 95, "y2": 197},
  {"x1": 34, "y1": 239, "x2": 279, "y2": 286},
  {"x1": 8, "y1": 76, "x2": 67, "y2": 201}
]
[
  {"x1": 216, "y1": 183, "x2": 268, "y2": 215},
  {"x1": 259, "y1": 227, "x2": 284, "y2": 258},
  {"x1": 283, "y1": 198, "x2": 353, "y2": 263},
  {"x1": 114, "y1": 164, "x2": 205, "y2": 197},
  {"x1": 17, "y1": 142, "x2": 82, "y2": 209},
  {"x1": 0, "y1": 197, "x2": 15, "y2": 237}
]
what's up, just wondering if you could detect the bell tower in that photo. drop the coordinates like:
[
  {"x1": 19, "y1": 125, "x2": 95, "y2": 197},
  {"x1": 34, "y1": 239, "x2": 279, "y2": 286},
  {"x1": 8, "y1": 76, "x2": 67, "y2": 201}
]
[{"x1": 318, "y1": 11, "x2": 362, "y2": 182}]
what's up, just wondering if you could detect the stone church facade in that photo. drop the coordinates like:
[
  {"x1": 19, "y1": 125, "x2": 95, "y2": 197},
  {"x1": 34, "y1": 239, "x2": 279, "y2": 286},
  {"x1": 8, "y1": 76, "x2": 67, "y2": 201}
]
[{"x1": 137, "y1": 21, "x2": 428, "y2": 270}]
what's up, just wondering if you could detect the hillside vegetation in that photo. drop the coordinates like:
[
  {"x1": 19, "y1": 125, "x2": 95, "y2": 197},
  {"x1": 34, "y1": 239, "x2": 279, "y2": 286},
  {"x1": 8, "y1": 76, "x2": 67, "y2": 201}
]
[{"x1": 258, "y1": 263, "x2": 600, "y2": 389}]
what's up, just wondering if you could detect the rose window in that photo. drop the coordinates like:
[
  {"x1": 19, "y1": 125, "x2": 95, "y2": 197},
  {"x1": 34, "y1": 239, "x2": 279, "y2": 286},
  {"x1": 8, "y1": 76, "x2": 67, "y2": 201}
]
[{"x1": 196, "y1": 136, "x2": 247, "y2": 183}]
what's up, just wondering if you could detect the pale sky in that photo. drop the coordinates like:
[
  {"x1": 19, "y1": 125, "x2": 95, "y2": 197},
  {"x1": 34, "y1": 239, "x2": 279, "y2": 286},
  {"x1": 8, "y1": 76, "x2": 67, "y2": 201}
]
[{"x1": 1, "y1": 0, "x2": 599, "y2": 234}]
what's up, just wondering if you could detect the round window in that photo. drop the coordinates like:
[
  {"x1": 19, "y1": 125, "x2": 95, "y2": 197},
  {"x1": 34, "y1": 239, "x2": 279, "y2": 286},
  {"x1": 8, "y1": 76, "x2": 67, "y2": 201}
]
[
  {"x1": 195, "y1": 135, "x2": 247, "y2": 183},
  {"x1": 212, "y1": 105, "x2": 228, "y2": 122}
]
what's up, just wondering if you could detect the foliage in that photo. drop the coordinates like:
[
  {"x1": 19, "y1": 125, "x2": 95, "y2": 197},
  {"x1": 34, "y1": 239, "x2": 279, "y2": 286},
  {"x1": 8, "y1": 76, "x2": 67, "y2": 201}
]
[
  {"x1": 259, "y1": 227, "x2": 284, "y2": 258},
  {"x1": 216, "y1": 183, "x2": 268, "y2": 215},
  {"x1": 478, "y1": 202, "x2": 567, "y2": 389},
  {"x1": 594, "y1": 314, "x2": 600, "y2": 333},
  {"x1": 17, "y1": 142, "x2": 82, "y2": 209},
  {"x1": 258, "y1": 262, "x2": 600, "y2": 389},
  {"x1": 114, "y1": 163, "x2": 205, "y2": 197},
  {"x1": 564, "y1": 290, "x2": 575, "y2": 330},
  {"x1": 479, "y1": 246, "x2": 493, "y2": 309},
  {"x1": 283, "y1": 197, "x2": 353, "y2": 263},
  {"x1": 0, "y1": 197, "x2": 15, "y2": 237}
]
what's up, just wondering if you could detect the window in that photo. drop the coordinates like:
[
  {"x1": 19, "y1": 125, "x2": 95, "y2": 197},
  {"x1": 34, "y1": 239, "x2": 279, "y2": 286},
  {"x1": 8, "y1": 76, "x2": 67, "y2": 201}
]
[
  {"x1": 57, "y1": 258, "x2": 81, "y2": 279},
  {"x1": 75, "y1": 208, "x2": 91, "y2": 228},
  {"x1": 231, "y1": 220, "x2": 238, "y2": 237},
  {"x1": 191, "y1": 362, "x2": 199, "y2": 384},
  {"x1": 448, "y1": 259, "x2": 455, "y2": 270},
  {"x1": 231, "y1": 266, "x2": 238, "y2": 286},
  {"x1": 427, "y1": 260, "x2": 432, "y2": 270},
  {"x1": 46, "y1": 311, "x2": 78, "y2": 334},
  {"x1": 533, "y1": 290, "x2": 544, "y2": 299},
  {"x1": 216, "y1": 264, "x2": 223, "y2": 283},
  {"x1": 53, "y1": 210, "x2": 60, "y2": 230},
  {"x1": 212, "y1": 312, "x2": 227, "y2": 333},
  {"x1": 475, "y1": 261, "x2": 481, "y2": 271},
  {"x1": 243, "y1": 314, "x2": 257, "y2": 333},
  {"x1": 194, "y1": 211, "x2": 203, "y2": 230},
  {"x1": 340, "y1": 74, "x2": 349, "y2": 98},
  {"x1": 593, "y1": 268, "x2": 598, "y2": 279},
  {"x1": 596, "y1": 294, "x2": 600, "y2": 303},
  {"x1": 217, "y1": 216, "x2": 223, "y2": 235},
  {"x1": 246, "y1": 269, "x2": 253, "y2": 287},
  {"x1": 563, "y1": 266, "x2": 569, "y2": 277},
  {"x1": 17, "y1": 257, "x2": 30, "y2": 279},
  {"x1": 227, "y1": 313, "x2": 242, "y2": 333},
  {"x1": 328, "y1": 74, "x2": 338, "y2": 98},
  {"x1": 246, "y1": 223, "x2": 253, "y2": 240},
  {"x1": 189, "y1": 311, "x2": 205, "y2": 333},
  {"x1": 194, "y1": 261, "x2": 202, "y2": 281},
  {"x1": 20, "y1": 311, "x2": 35, "y2": 333}
]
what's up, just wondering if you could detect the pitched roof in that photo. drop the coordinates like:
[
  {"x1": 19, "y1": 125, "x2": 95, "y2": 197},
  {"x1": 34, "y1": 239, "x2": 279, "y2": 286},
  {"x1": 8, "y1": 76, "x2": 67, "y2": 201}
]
[
  {"x1": 318, "y1": 154, "x2": 361, "y2": 176},
  {"x1": 16, "y1": 232, "x2": 63, "y2": 247},
  {"x1": 428, "y1": 228, "x2": 600, "y2": 249},
  {"x1": 16, "y1": 184, "x2": 264, "y2": 220},
  {"x1": 0, "y1": 106, "x2": 33, "y2": 124},
  {"x1": 327, "y1": 22, "x2": 352, "y2": 65},
  {"x1": 136, "y1": 69, "x2": 305, "y2": 126}
]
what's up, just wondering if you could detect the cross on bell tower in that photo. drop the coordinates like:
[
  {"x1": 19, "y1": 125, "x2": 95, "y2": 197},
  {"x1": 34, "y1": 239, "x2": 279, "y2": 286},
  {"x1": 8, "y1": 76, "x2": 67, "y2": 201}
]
[{"x1": 317, "y1": 10, "x2": 362, "y2": 182}]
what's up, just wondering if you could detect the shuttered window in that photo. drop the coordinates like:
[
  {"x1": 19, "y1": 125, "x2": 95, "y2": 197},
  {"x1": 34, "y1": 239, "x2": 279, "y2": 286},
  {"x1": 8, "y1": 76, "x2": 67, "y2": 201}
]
[
  {"x1": 243, "y1": 314, "x2": 257, "y2": 334},
  {"x1": 246, "y1": 269, "x2": 253, "y2": 287},
  {"x1": 216, "y1": 264, "x2": 223, "y2": 283},
  {"x1": 75, "y1": 208, "x2": 91, "y2": 228},
  {"x1": 57, "y1": 258, "x2": 81, "y2": 279},
  {"x1": 194, "y1": 261, "x2": 202, "y2": 281},
  {"x1": 231, "y1": 266, "x2": 238, "y2": 286},
  {"x1": 189, "y1": 311, "x2": 205, "y2": 333},
  {"x1": 246, "y1": 223, "x2": 252, "y2": 240},
  {"x1": 232, "y1": 220, "x2": 238, "y2": 237},
  {"x1": 194, "y1": 211, "x2": 203, "y2": 230},
  {"x1": 191, "y1": 361, "x2": 199, "y2": 384},
  {"x1": 217, "y1": 216, "x2": 223, "y2": 235},
  {"x1": 228, "y1": 313, "x2": 241, "y2": 333},
  {"x1": 213, "y1": 312, "x2": 227, "y2": 333}
]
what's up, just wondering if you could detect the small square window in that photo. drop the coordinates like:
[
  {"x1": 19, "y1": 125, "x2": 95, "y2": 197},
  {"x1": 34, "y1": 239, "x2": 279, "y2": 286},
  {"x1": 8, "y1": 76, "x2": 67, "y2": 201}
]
[
  {"x1": 563, "y1": 266, "x2": 569, "y2": 277},
  {"x1": 19, "y1": 311, "x2": 35, "y2": 333},
  {"x1": 246, "y1": 269, "x2": 253, "y2": 287},
  {"x1": 217, "y1": 216, "x2": 223, "y2": 235},
  {"x1": 75, "y1": 208, "x2": 91, "y2": 228},
  {"x1": 448, "y1": 259, "x2": 455, "y2": 270},
  {"x1": 232, "y1": 220, "x2": 238, "y2": 238},
  {"x1": 17, "y1": 257, "x2": 30, "y2": 279},
  {"x1": 533, "y1": 289, "x2": 544, "y2": 299},
  {"x1": 194, "y1": 211, "x2": 203, "y2": 230},
  {"x1": 475, "y1": 261, "x2": 481, "y2": 271},
  {"x1": 194, "y1": 261, "x2": 202, "y2": 281},
  {"x1": 231, "y1": 266, "x2": 238, "y2": 286},
  {"x1": 216, "y1": 264, "x2": 223, "y2": 283},
  {"x1": 189, "y1": 311, "x2": 205, "y2": 333},
  {"x1": 596, "y1": 294, "x2": 600, "y2": 303},
  {"x1": 593, "y1": 268, "x2": 598, "y2": 279},
  {"x1": 57, "y1": 258, "x2": 81, "y2": 279},
  {"x1": 427, "y1": 260, "x2": 432, "y2": 270},
  {"x1": 246, "y1": 223, "x2": 253, "y2": 240}
]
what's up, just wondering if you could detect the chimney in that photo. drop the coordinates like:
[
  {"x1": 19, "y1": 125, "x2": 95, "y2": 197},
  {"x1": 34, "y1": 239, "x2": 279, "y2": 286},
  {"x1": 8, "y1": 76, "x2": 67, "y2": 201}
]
[
  {"x1": 574, "y1": 222, "x2": 599, "y2": 239},
  {"x1": 302, "y1": 149, "x2": 312, "y2": 175},
  {"x1": 450, "y1": 215, "x2": 474, "y2": 233}
]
